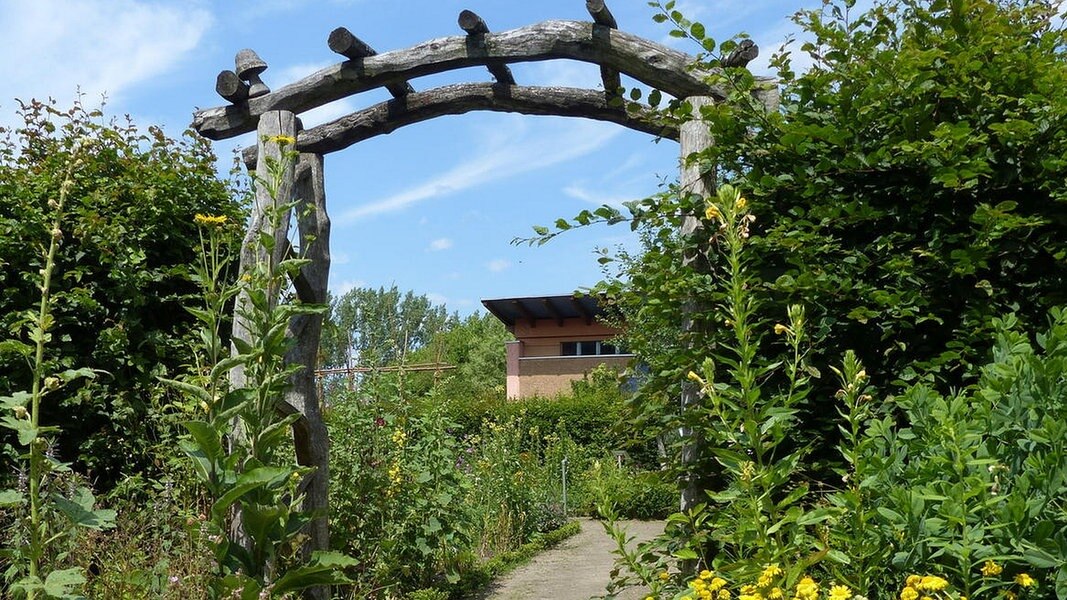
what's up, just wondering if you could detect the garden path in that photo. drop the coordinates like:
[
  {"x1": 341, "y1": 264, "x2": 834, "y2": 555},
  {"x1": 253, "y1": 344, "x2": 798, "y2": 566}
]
[{"x1": 476, "y1": 518, "x2": 666, "y2": 600}]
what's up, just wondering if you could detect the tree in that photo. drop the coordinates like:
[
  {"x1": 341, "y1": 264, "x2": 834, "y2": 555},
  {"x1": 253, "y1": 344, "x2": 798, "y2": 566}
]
[
  {"x1": 0, "y1": 100, "x2": 246, "y2": 488},
  {"x1": 407, "y1": 312, "x2": 512, "y2": 400},
  {"x1": 320, "y1": 285, "x2": 457, "y2": 370}
]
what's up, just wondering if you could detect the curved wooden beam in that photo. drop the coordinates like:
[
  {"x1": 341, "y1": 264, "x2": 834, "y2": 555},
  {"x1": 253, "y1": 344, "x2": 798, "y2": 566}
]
[
  {"x1": 192, "y1": 19, "x2": 743, "y2": 140},
  {"x1": 240, "y1": 83, "x2": 678, "y2": 167}
]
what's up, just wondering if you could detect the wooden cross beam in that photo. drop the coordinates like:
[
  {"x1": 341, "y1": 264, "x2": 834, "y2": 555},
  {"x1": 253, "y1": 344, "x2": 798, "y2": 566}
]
[
  {"x1": 191, "y1": 20, "x2": 750, "y2": 139},
  {"x1": 586, "y1": 0, "x2": 622, "y2": 101},
  {"x1": 458, "y1": 10, "x2": 516, "y2": 86},
  {"x1": 328, "y1": 27, "x2": 416, "y2": 98},
  {"x1": 240, "y1": 82, "x2": 676, "y2": 166}
]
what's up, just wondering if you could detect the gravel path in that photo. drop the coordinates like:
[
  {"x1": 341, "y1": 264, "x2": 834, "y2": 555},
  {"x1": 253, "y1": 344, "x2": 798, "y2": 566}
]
[{"x1": 474, "y1": 518, "x2": 666, "y2": 600}]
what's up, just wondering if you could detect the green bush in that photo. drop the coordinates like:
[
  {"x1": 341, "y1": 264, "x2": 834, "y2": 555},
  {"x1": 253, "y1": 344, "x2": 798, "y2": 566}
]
[{"x1": 0, "y1": 100, "x2": 245, "y2": 488}]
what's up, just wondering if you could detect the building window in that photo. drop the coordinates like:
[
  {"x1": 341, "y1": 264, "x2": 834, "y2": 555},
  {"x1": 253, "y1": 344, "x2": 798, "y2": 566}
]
[{"x1": 561, "y1": 340, "x2": 627, "y2": 356}]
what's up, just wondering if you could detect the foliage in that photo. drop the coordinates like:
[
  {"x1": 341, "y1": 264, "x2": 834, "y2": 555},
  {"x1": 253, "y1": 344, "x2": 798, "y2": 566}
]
[
  {"x1": 162, "y1": 143, "x2": 353, "y2": 598},
  {"x1": 405, "y1": 312, "x2": 512, "y2": 400},
  {"x1": 585, "y1": 459, "x2": 676, "y2": 520},
  {"x1": 320, "y1": 285, "x2": 457, "y2": 370},
  {"x1": 0, "y1": 100, "x2": 245, "y2": 488},
  {"x1": 328, "y1": 386, "x2": 474, "y2": 596},
  {"x1": 1, "y1": 138, "x2": 116, "y2": 599},
  {"x1": 825, "y1": 310, "x2": 1067, "y2": 599}
]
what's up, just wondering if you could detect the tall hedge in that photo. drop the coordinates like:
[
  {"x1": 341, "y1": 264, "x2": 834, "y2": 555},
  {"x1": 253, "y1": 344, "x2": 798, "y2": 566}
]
[{"x1": 0, "y1": 100, "x2": 246, "y2": 487}]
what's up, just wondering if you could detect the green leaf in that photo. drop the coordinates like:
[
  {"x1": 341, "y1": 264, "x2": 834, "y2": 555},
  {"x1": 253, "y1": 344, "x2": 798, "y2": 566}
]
[
  {"x1": 673, "y1": 547, "x2": 699, "y2": 560},
  {"x1": 52, "y1": 488, "x2": 116, "y2": 530},
  {"x1": 272, "y1": 551, "x2": 357, "y2": 595},
  {"x1": 211, "y1": 466, "x2": 291, "y2": 520},
  {"x1": 0, "y1": 488, "x2": 24, "y2": 506},
  {"x1": 43, "y1": 567, "x2": 86, "y2": 599},
  {"x1": 183, "y1": 420, "x2": 223, "y2": 465}
]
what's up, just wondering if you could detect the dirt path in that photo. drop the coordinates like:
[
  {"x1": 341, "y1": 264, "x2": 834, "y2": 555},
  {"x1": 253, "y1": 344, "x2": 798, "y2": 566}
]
[{"x1": 474, "y1": 518, "x2": 666, "y2": 600}]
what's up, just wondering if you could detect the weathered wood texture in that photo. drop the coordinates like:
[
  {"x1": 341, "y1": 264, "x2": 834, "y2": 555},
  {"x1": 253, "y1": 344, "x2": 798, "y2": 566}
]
[
  {"x1": 240, "y1": 83, "x2": 675, "y2": 166},
  {"x1": 216, "y1": 70, "x2": 250, "y2": 103},
  {"x1": 231, "y1": 110, "x2": 297, "y2": 385},
  {"x1": 284, "y1": 153, "x2": 331, "y2": 577},
  {"x1": 585, "y1": 0, "x2": 622, "y2": 100},
  {"x1": 458, "y1": 10, "x2": 516, "y2": 86},
  {"x1": 327, "y1": 27, "x2": 415, "y2": 98},
  {"x1": 722, "y1": 39, "x2": 759, "y2": 68},
  {"x1": 191, "y1": 20, "x2": 756, "y2": 139},
  {"x1": 678, "y1": 96, "x2": 715, "y2": 514}
]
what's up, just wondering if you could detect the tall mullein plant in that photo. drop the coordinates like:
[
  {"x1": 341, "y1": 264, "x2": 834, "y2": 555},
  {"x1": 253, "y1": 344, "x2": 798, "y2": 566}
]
[
  {"x1": 164, "y1": 138, "x2": 353, "y2": 599},
  {"x1": 0, "y1": 140, "x2": 115, "y2": 600},
  {"x1": 684, "y1": 184, "x2": 820, "y2": 584}
]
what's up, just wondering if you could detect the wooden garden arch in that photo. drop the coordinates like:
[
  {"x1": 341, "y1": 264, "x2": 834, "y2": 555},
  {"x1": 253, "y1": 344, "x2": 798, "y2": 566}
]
[{"x1": 190, "y1": 0, "x2": 771, "y2": 559}]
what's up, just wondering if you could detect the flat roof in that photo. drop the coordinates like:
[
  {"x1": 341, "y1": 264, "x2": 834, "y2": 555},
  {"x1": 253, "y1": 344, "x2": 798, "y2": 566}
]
[{"x1": 481, "y1": 293, "x2": 609, "y2": 328}]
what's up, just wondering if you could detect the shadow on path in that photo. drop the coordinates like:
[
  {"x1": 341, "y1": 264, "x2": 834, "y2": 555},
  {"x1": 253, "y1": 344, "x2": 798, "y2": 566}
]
[{"x1": 472, "y1": 517, "x2": 666, "y2": 600}]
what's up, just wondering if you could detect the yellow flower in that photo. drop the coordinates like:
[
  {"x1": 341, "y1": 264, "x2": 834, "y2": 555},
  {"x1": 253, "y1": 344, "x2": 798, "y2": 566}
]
[
  {"x1": 194, "y1": 213, "x2": 227, "y2": 226},
  {"x1": 794, "y1": 576, "x2": 819, "y2": 600},
  {"x1": 709, "y1": 578, "x2": 728, "y2": 592},
  {"x1": 717, "y1": 590, "x2": 731, "y2": 600},
  {"x1": 645, "y1": 597, "x2": 655, "y2": 600},
  {"x1": 660, "y1": 571, "x2": 671, "y2": 582},
  {"x1": 1003, "y1": 592, "x2": 1017, "y2": 600},
  {"x1": 735, "y1": 196, "x2": 748, "y2": 210},
  {"x1": 700, "y1": 590, "x2": 713, "y2": 600},
  {"x1": 391, "y1": 429, "x2": 407, "y2": 446},
  {"x1": 899, "y1": 588, "x2": 918, "y2": 600},
  {"x1": 738, "y1": 594, "x2": 761, "y2": 600},
  {"x1": 829, "y1": 584, "x2": 852, "y2": 600},
  {"x1": 917, "y1": 576, "x2": 948, "y2": 592},
  {"x1": 687, "y1": 370, "x2": 704, "y2": 384},
  {"x1": 905, "y1": 575, "x2": 921, "y2": 588},
  {"x1": 705, "y1": 203, "x2": 722, "y2": 221},
  {"x1": 981, "y1": 560, "x2": 1003, "y2": 577},
  {"x1": 700, "y1": 570, "x2": 714, "y2": 581},
  {"x1": 267, "y1": 134, "x2": 296, "y2": 146},
  {"x1": 774, "y1": 323, "x2": 789, "y2": 335},
  {"x1": 1014, "y1": 573, "x2": 1035, "y2": 588},
  {"x1": 767, "y1": 588, "x2": 782, "y2": 600}
]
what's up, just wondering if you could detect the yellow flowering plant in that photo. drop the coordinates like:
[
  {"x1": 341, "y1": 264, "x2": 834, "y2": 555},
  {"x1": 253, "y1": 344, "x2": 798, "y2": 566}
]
[{"x1": 161, "y1": 140, "x2": 355, "y2": 598}]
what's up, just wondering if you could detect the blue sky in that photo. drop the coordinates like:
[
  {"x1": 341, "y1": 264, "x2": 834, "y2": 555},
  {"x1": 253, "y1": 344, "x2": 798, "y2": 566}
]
[{"x1": 0, "y1": 0, "x2": 809, "y2": 315}]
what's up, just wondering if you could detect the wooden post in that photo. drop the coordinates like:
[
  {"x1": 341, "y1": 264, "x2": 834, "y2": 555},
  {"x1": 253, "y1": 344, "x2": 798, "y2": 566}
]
[
  {"x1": 231, "y1": 110, "x2": 297, "y2": 390},
  {"x1": 285, "y1": 152, "x2": 331, "y2": 559},
  {"x1": 678, "y1": 96, "x2": 715, "y2": 514}
]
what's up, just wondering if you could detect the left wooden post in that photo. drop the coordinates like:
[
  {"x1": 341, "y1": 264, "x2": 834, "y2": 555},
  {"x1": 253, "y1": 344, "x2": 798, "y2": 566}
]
[{"x1": 232, "y1": 111, "x2": 332, "y2": 598}]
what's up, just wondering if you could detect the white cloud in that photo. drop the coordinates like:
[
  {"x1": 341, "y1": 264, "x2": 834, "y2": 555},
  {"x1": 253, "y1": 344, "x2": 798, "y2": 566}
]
[
  {"x1": 332, "y1": 251, "x2": 352, "y2": 265},
  {"x1": 0, "y1": 0, "x2": 211, "y2": 120},
  {"x1": 562, "y1": 184, "x2": 635, "y2": 208},
  {"x1": 426, "y1": 292, "x2": 449, "y2": 306},
  {"x1": 331, "y1": 278, "x2": 365, "y2": 296},
  {"x1": 338, "y1": 118, "x2": 621, "y2": 222},
  {"x1": 428, "y1": 238, "x2": 453, "y2": 251},
  {"x1": 487, "y1": 259, "x2": 511, "y2": 272}
]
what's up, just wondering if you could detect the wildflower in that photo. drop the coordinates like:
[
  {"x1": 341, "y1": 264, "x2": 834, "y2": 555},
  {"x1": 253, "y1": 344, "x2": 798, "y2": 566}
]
[
  {"x1": 767, "y1": 588, "x2": 783, "y2": 600},
  {"x1": 717, "y1": 590, "x2": 731, "y2": 600},
  {"x1": 917, "y1": 576, "x2": 948, "y2": 592},
  {"x1": 13, "y1": 405, "x2": 28, "y2": 420},
  {"x1": 391, "y1": 428, "x2": 407, "y2": 446},
  {"x1": 981, "y1": 560, "x2": 1003, "y2": 576},
  {"x1": 1014, "y1": 573, "x2": 1036, "y2": 588},
  {"x1": 705, "y1": 203, "x2": 722, "y2": 221},
  {"x1": 688, "y1": 370, "x2": 704, "y2": 384},
  {"x1": 735, "y1": 196, "x2": 748, "y2": 210},
  {"x1": 794, "y1": 576, "x2": 819, "y2": 600},
  {"x1": 758, "y1": 564, "x2": 783, "y2": 588},
  {"x1": 709, "y1": 578, "x2": 728, "y2": 592},
  {"x1": 700, "y1": 570, "x2": 713, "y2": 581},
  {"x1": 194, "y1": 213, "x2": 228, "y2": 226},
  {"x1": 774, "y1": 323, "x2": 789, "y2": 335},
  {"x1": 1003, "y1": 592, "x2": 1017, "y2": 600},
  {"x1": 899, "y1": 590, "x2": 918, "y2": 600},
  {"x1": 906, "y1": 575, "x2": 921, "y2": 588},
  {"x1": 829, "y1": 585, "x2": 852, "y2": 600},
  {"x1": 267, "y1": 134, "x2": 296, "y2": 146},
  {"x1": 660, "y1": 571, "x2": 671, "y2": 582}
]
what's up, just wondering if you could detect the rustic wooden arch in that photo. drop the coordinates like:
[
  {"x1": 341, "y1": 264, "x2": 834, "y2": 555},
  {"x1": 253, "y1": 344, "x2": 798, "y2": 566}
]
[{"x1": 191, "y1": 0, "x2": 769, "y2": 565}]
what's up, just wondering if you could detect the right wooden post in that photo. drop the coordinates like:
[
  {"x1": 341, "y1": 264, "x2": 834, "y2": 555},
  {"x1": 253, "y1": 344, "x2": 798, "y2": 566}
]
[{"x1": 678, "y1": 96, "x2": 716, "y2": 513}]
